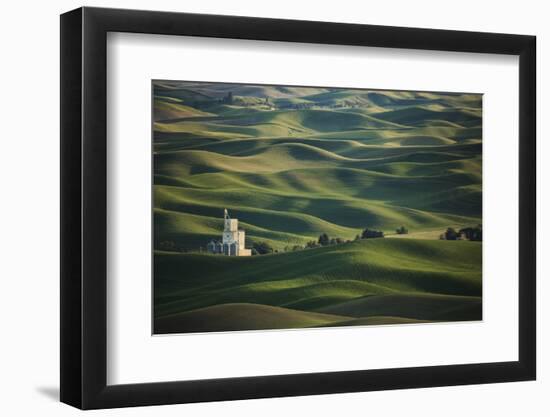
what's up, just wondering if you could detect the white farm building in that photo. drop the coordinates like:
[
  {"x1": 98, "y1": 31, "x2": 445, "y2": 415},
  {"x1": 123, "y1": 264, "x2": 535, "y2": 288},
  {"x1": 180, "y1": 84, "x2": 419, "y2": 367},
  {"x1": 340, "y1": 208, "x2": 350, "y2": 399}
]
[{"x1": 206, "y1": 209, "x2": 251, "y2": 256}]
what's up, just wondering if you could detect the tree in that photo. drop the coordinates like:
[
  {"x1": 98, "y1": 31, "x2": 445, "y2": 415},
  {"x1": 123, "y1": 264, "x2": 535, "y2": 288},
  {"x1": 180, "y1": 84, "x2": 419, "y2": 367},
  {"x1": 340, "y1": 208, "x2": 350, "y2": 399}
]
[
  {"x1": 361, "y1": 228, "x2": 384, "y2": 239},
  {"x1": 472, "y1": 225, "x2": 482, "y2": 241},
  {"x1": 396, "y1": 226, "x2": 409, "y2": 235},
  {"x1": 444, "y1": 227, "x2": 458, "y2": 240},
  {"x1": 252, "y1": 241, "x2": 274, "y2": 255},
  {"x1": 354, "y1": 234, "x2": 361, "y2": 241},
  {"x1": 459, "y1": 225, "x2": 482, "y2": 241},
  {"x1": 306, "y1": 240, "x2": 319, "y2": 249},
  {"x1": 318, "y1": 233, "x2": 330, "y2": 246}
]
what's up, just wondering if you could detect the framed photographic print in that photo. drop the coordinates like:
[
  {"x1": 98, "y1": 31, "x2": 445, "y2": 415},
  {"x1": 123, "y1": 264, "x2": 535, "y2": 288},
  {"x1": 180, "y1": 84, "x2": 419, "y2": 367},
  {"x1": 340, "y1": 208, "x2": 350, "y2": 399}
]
[{"x1": 60, "y1": 7, "x2": 536, "y2": 409}]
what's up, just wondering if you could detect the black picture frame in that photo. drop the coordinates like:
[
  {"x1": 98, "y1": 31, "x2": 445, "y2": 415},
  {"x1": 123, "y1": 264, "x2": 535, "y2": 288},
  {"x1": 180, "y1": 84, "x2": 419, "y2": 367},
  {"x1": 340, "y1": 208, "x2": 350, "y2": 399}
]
[{"x1": 60, "y1": 6, "x2": 536, "y2": 410}]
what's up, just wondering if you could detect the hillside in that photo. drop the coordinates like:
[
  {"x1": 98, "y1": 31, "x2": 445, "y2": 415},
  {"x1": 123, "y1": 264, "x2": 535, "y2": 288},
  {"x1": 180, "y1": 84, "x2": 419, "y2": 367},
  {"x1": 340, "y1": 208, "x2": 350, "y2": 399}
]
[
  {"x1": 154, "y1": 239, "x2": 482, "y2": 332},
  {"x1": 152, "y1": 80, "x2": 483, "y2": 333}
]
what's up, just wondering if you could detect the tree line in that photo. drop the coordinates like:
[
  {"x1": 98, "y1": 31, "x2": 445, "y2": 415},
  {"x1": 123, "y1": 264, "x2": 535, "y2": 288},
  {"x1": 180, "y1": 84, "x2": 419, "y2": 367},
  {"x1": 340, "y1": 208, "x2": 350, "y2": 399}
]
[
  {"x1": 440, "y1": 225, "x2": 482, "y2": 241},
  {"x1": 251, "y1": 226, "x2": 393, "y2": 255}
]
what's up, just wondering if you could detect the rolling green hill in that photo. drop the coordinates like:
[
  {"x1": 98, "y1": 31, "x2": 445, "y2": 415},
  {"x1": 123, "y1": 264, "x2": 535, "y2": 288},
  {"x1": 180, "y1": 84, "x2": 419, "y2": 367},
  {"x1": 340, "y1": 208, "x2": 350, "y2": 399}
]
[
  {"x1": 152, "y1": 80, "x2": 482, "y2": 333},
  {"x1": 155, "y1": 303, "x2": 350, "y2": 334},
  {"x1": 154, "y1": 239, "x2": 482, "y2": 332}
]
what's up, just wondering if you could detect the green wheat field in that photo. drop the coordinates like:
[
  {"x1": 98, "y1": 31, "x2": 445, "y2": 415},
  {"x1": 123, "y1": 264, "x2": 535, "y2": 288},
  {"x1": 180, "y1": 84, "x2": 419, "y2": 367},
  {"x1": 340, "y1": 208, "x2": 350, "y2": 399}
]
[{"x1": 152, "y1": 80, "x2": 482, "y2": 334}]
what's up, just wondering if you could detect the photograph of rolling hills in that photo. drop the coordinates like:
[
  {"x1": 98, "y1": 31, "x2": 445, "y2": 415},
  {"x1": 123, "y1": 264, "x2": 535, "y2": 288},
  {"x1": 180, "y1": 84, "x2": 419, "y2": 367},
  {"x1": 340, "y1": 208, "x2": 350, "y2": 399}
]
[{"x1": 152, "y1": 80, "x2": 483, "y2": 335}]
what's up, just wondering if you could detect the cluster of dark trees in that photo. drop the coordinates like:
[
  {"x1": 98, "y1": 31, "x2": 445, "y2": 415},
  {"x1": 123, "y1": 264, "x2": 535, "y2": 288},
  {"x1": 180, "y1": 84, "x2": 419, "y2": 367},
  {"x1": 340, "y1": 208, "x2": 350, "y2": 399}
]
[
  {"x1": 252, "y1": 223, "x2": 486, "y2": 254},
  {"x1": 440, "y1": 228, "x2": 458, "y2": 240},
  {"x1": 251, "y1": 223, "x2": 482, "y2": 256},
  {"x1": 460, "y1": 226, "x2": 482, "y2": 241},
  {"x1": 360, "y1": 228, "x2": 385, "y2": 239},
  {"x1": 440, "y1": 225, "x2": 482, "y2": 241},
  {"x1": 395, "y1": 226, "x2": 409, "y2": 235},
  {"x1": 278, "y1": 102, "x2": 317, "y2": 110},
  {"x1": 301, "y1": 234, "x2": 349, "y2": 250},
  {"x1": 251, "y1": 228, "x2": 389, "y2": 256},
  {"x1": 318, "y1": 233, "x2": 346, "y2": 246},
  {"x1": 251, "y1": 233, "x2": 350, "y2": 255}
]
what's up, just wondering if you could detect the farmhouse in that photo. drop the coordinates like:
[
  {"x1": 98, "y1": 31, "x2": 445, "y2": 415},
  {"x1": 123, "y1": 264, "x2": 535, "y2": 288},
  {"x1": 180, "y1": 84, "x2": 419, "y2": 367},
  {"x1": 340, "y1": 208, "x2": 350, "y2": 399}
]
[{"x1": 206, "y1": 209, "x2": 251, "y2": 256}]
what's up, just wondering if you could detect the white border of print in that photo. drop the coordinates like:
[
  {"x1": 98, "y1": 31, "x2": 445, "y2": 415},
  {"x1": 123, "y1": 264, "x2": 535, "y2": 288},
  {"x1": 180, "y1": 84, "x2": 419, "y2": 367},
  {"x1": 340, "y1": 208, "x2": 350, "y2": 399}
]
[{"x1": 106, "y1": 32, "x2": 519, "y2": 385}]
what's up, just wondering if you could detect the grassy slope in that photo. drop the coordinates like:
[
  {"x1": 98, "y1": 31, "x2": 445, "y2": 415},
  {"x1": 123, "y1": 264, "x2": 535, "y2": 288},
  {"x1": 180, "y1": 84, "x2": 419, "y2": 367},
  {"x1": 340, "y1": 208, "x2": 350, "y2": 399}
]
[
  {"x1": 153, "y1": 127, "x2": 481, "y2": 251},
  {"x1": 155, "y1": 239, "x2": 482, "y2": 331},
  {"x1": 152, "y1": 82, "x2": 483, "y2": 333},
  {"x1": 155, "y1": 303, "x2": 350, "y2": 334}
]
